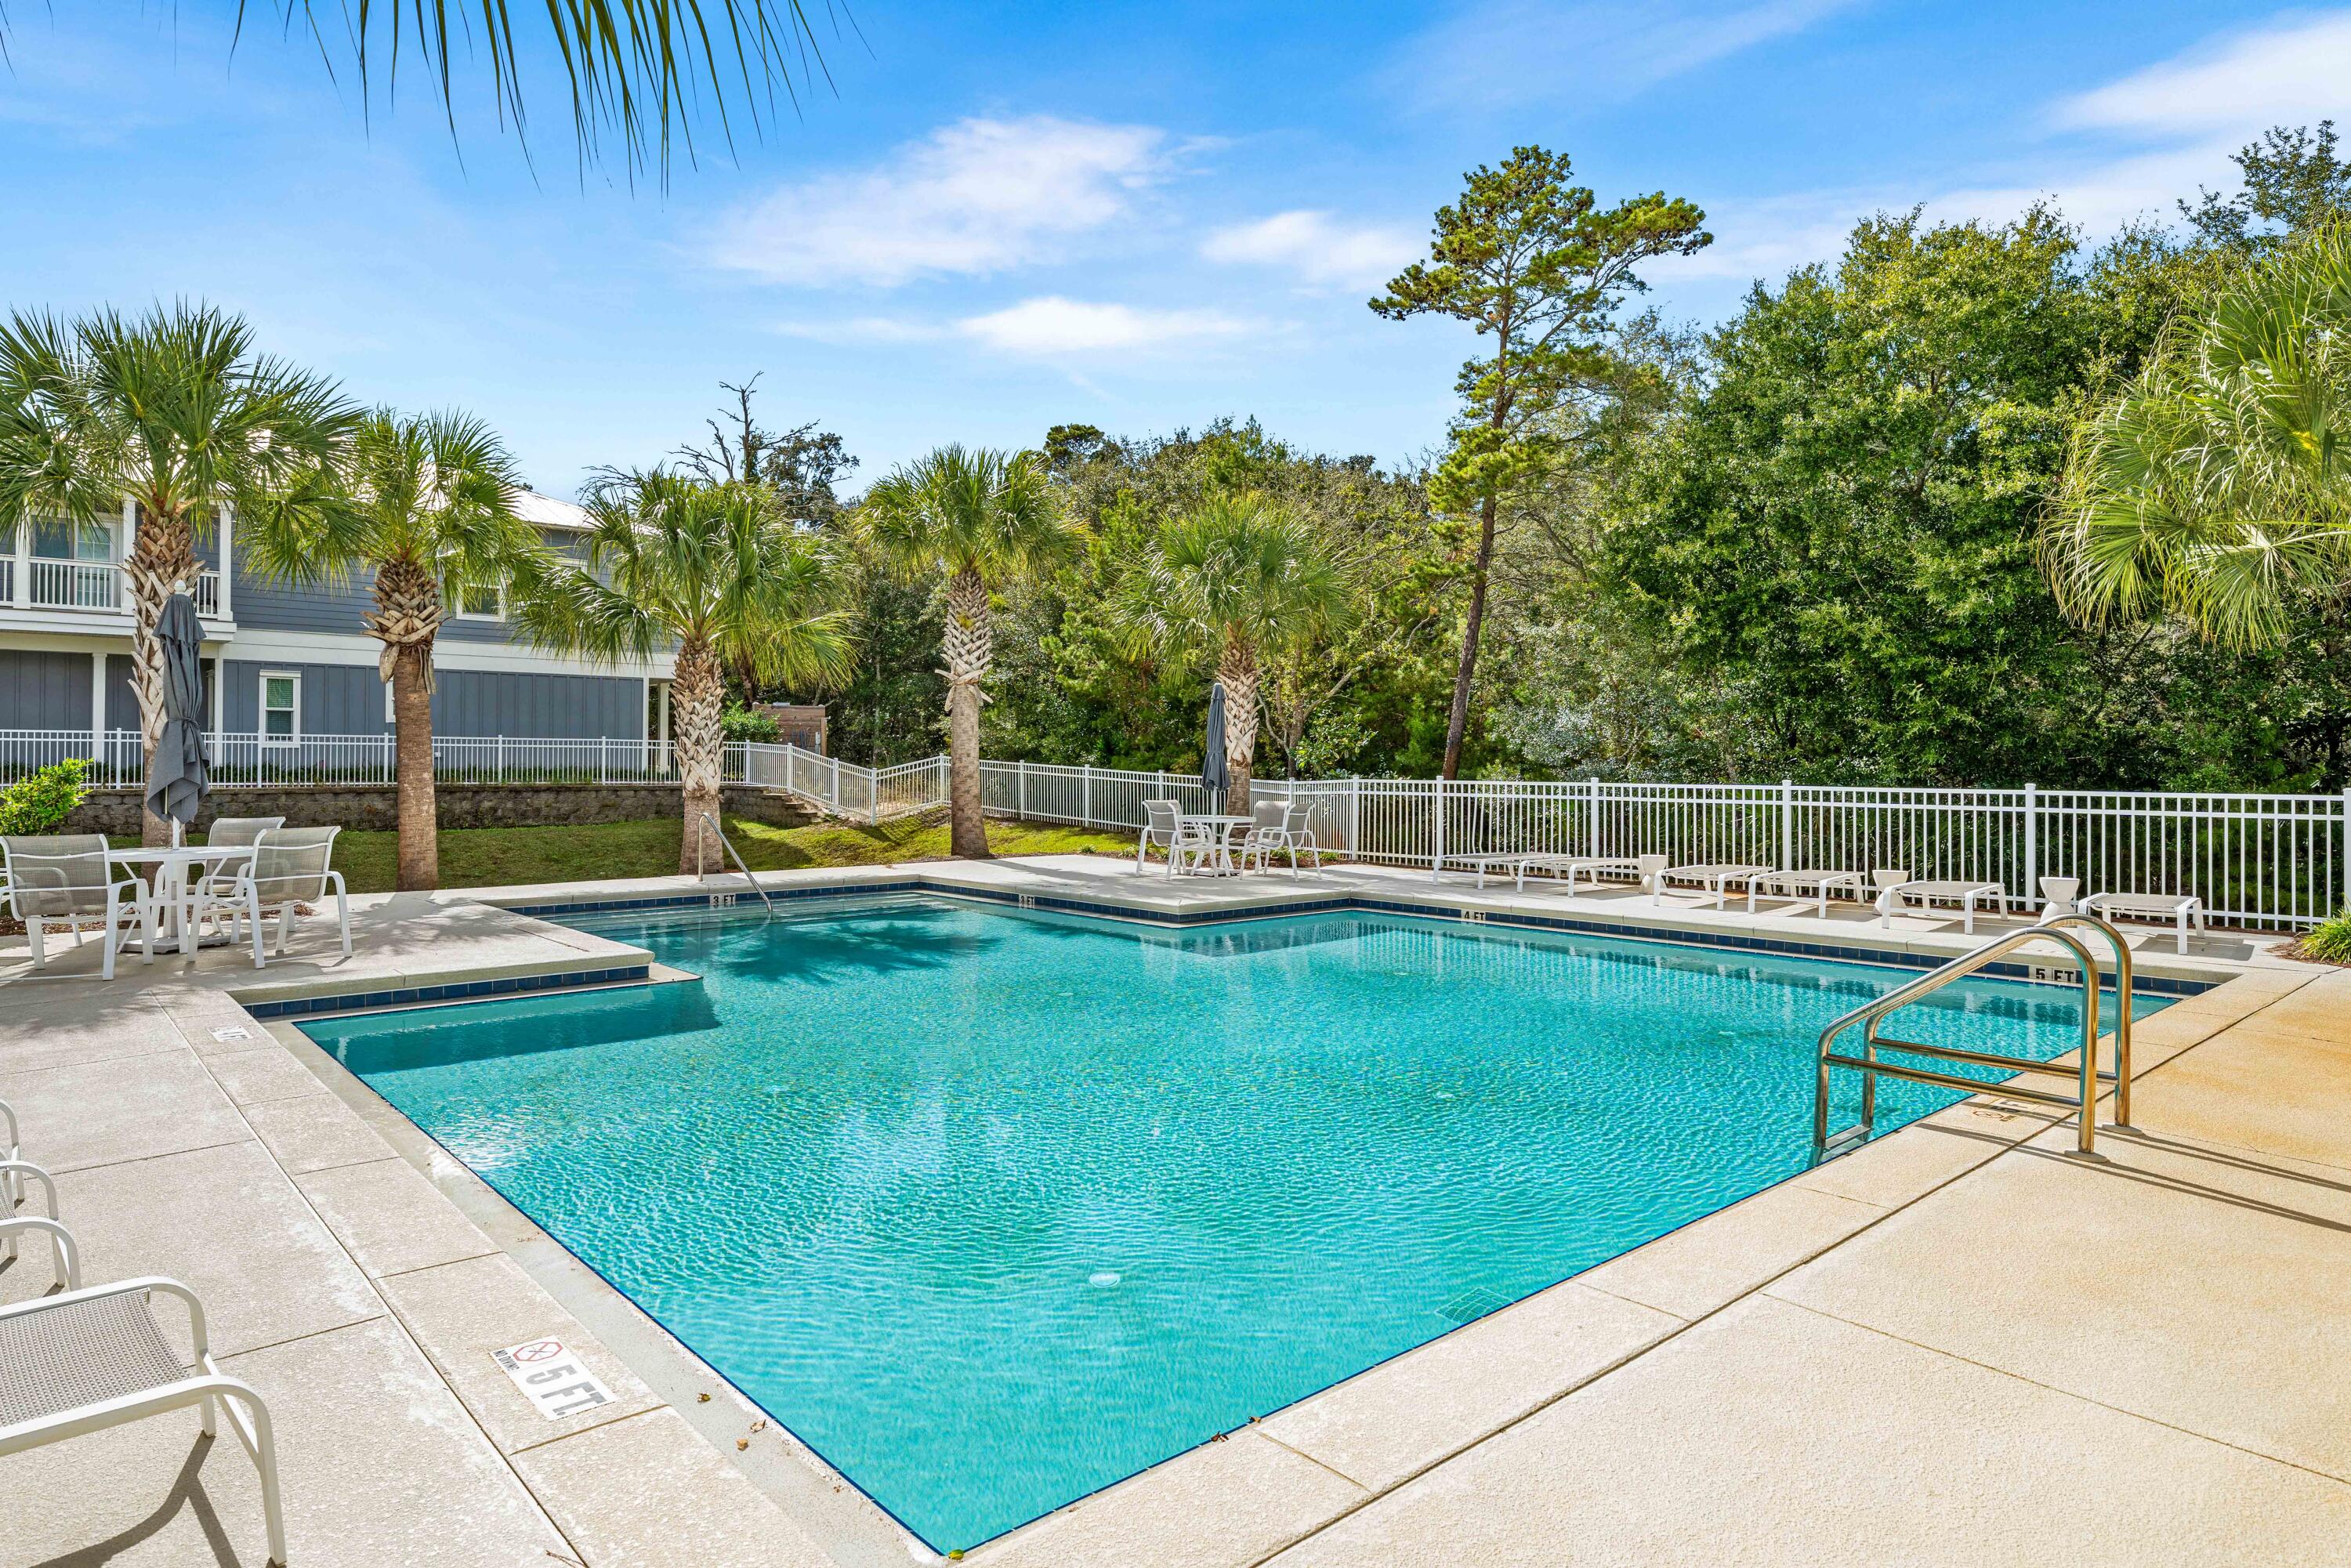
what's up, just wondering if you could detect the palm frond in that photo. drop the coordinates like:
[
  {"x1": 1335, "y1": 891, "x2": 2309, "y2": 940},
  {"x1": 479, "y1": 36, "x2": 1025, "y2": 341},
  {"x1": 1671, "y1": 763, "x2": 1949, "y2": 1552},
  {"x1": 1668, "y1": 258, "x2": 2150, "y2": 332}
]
[{"x1": 2046, "y1": 226, "x2": 2351, "y2": 650}]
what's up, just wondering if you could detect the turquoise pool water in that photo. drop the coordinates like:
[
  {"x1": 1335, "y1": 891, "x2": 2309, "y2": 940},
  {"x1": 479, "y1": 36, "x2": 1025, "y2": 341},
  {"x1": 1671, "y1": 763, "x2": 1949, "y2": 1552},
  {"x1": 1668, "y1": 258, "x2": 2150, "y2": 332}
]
[{"x1": 304, "y1": 895, "x2": 2168, "y2": 1552}]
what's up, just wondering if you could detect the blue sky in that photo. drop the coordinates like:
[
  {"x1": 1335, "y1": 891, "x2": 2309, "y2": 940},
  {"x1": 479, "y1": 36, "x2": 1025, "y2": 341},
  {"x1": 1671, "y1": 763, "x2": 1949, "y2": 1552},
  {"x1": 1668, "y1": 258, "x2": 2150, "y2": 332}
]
[{"x1": 2, "y1": 2, "x2": 2343, "y2": 496}]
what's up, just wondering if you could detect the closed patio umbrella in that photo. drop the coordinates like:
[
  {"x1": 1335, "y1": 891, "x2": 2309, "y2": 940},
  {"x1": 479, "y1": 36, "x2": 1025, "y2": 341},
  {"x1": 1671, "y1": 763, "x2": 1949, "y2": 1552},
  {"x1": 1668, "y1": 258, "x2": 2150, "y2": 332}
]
[
  {"x1": 1201, "y1": 681, "x2": 1230, "y2": 811},
  {"x1": 143, "y1": 588, "x2": 210, "y2": 846}
]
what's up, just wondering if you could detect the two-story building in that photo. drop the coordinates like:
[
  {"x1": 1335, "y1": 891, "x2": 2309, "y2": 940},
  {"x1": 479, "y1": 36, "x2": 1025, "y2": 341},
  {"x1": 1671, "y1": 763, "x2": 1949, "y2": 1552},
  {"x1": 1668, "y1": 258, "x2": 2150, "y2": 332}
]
[{"x1": 0, "y1": 491, "x2": 676, "y2": 755}]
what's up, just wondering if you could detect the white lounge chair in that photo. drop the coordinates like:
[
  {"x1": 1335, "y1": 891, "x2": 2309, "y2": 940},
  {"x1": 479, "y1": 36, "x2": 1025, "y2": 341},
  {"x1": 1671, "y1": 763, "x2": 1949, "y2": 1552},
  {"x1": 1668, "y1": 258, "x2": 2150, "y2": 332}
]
[
  {"x1": 1761, "y1": 867, "x2": 1870, "y2": 917},
  {"x1": 1878, "y1": 878, "x2": 2008, "y2": 934},
  {"x1": 1136, "y1": 800, "x2": 1216, "y2": 879},
  {"x1": 1511, "y1": 853, "x2": 1671, "y2": 894},
  {"x1": 1, "y1": 835, "x2": 154, "y2": 981},
  {"x1": 194, "y1": 826, "x2": 350, "y2": 966},
  {"x1": 1443, "y1": 853, "x2": 1546, "y2": 887},
  {"x1": 0, "y1": 1275, "x2": 289, "y2": 1566},
  {"x1": 1654, "y1": 863, "x2": 1775, "y2": 911},
  {"x1": 2081, "y1": 891, "x2": 2206, "y2": 954}
]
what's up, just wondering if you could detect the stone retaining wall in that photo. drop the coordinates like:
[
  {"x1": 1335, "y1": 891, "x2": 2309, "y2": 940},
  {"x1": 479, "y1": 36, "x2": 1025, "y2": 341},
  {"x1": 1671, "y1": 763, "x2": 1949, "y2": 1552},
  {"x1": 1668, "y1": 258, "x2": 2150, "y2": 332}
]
[{"x1": 66, "y1": 783, "x2": 814, "y2": 835}]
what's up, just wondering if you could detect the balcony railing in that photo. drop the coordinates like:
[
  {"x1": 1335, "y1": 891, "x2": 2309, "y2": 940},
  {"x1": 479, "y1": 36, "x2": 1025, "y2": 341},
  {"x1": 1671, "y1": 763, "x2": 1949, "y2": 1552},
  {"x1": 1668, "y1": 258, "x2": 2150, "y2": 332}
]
[{"x1": 5, "y1": 560, "x2": 223, "y2": 617}]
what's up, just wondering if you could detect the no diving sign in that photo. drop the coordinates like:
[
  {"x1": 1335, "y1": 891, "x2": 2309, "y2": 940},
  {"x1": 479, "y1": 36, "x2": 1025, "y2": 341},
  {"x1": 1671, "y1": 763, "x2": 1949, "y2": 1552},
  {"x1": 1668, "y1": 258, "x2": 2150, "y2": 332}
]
[{"x1": 491, "y1": 1338, "x2": 617, "y2": 1421}]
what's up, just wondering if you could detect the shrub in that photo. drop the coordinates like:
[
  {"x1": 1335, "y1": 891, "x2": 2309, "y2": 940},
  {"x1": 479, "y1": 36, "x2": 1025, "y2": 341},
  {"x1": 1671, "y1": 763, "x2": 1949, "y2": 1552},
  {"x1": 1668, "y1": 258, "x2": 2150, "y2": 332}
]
[
  {"x1": 2291, "y1": 909, "x2": 2351, "y2": 966},
  {"x1": 719, "y1": 704, "x2": 781, "y2": 744},
  {"x1": 0, "y1": 759, "x2": 92, "y2": 836}
]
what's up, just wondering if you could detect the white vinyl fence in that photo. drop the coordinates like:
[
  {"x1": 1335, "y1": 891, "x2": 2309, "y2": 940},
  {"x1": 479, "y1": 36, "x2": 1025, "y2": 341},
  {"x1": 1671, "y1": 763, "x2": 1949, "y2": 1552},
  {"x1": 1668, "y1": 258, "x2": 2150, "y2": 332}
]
[
  {"x1": 7, "y1": 729, "x2": 2345, "y2": 929},
  {"x1": 0, "y1": 729, "x2": 752, "y2": 789}
]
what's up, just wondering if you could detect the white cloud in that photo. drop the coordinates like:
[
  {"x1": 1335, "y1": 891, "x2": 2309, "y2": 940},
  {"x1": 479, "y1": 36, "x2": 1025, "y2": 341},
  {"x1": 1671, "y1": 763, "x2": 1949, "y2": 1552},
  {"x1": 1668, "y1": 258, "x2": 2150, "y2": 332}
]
[
  {"x1": 1392, "y1": 0, "x2": 1860, "y2": 114},
  {"x1": 712, "y1": 116, "x2": 1170, "y2": 287},
  {"x1": 1654, "y1": 11, "x2": 2351, "y2": 299},
  {"x1": 770, "y1": 316, "x2": 945, "y2": 346},
  {"x1": 1201, "y1": 210, "x2": 1423, "y2": 291},
  {"x1": 956, "y1": 297, "x2": 1252, "y2": 357},
  {"x1": 2055, "y1": 12, "x2": 2351, "y2": 139}
]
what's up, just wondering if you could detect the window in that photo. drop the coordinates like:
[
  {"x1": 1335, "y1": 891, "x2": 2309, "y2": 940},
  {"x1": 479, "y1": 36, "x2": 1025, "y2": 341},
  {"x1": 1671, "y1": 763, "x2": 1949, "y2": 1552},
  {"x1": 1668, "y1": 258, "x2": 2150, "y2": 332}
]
[
  {"x1": 72, "y1": 520, "x2": 114, "y2": 563},
  {"x1": 452, "y1": 580, "x2": 505, "y2": 621},
  {"x1": 259, "y1": 672, "x2": 300, "y2": 745}
]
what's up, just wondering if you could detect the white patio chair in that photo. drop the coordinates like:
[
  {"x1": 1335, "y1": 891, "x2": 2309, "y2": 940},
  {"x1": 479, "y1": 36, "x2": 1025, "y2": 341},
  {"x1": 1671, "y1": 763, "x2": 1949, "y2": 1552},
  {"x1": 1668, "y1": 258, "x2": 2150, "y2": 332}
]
[
  {"x1": 1136, "y1": 800, "x2": 1215, "y2": 878},
  {"x1": 196, "y1": 827, "x2": 350, "y2": 967},
  {"x1": 1511, "y1": 853, "x2": 1669, "y2": 895},
  {"x1": 0, "y1": 1275, "x2": 288, "y2": 1566},
  {"x1": 1, "y1": 835, "x2": 154, "y2": 981},
  {"x1": 0, "y1": 1157, "x2": 82, "y2": 1294},
  {"x1": 192, "y1": 815, "x2": 286, "y2": 898},
  {"x1": 1239, "y1": 801, "x2": 1324, "y2": 878}
]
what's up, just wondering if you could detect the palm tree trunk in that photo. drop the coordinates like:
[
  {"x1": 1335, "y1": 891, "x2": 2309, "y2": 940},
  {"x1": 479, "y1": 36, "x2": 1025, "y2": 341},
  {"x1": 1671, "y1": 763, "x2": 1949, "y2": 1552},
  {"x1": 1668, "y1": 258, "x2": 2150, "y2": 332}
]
[
  {"x1": 673, "y1": 635, "x2": 726, "y2": 875},
  {"x1": 125, "y1": 505, "x2": 198, "y2": 847},
  {"x1": 392, "y1": 643, "x2": 438, "y2": 889},
  {"x1": 942, "y1": 567, "x2": 992, "y2": 859},
  {"x1": 1219, "y1": 636, "x2": 1259, "y2": 815},
  {"x1": 368, "y1": 559, "x2": 447, "y2": 891}
]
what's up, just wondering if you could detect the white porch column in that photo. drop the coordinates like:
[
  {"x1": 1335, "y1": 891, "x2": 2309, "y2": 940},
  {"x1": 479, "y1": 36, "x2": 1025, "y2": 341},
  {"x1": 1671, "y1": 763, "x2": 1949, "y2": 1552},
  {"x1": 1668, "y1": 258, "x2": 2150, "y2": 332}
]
[
  {"x1": 89, "y1": 651, "x2": 107, "y2": 762},
  {"x1": 216, "y1": 503, "x2": 234, "y2": 618},
  {"x1": 9, "y1": 514, "x2": 27, "y2": 607}
]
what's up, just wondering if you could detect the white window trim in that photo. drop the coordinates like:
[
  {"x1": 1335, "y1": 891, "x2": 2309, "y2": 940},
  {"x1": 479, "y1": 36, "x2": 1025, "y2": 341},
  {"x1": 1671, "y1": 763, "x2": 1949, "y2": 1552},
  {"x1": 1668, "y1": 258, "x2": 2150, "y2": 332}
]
[
  {"x1": 451, "y1": 581, "x2": 507, "y2": 622},
  {"x1": 259, "y1": 669, "x2": 302, "y2": 747}
]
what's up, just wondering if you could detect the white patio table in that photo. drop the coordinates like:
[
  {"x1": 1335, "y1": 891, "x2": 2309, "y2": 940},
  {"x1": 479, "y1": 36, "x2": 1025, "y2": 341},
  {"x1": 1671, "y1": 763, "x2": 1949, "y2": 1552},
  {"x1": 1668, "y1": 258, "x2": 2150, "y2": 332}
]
[
  {"x1": 1181, "y1": 815, "x2": 1259, "y2": 876},
  {"x1": 108, "y1": 844, "x2": 255, "y2": 958}
]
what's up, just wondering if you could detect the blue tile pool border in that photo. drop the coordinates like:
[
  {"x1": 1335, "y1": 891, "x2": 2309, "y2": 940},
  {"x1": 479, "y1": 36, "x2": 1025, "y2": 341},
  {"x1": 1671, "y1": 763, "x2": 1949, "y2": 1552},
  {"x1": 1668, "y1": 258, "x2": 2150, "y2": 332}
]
[
  {"x1": 244, "y1": 877, "x2": 2221, "y2": 1020},
  {"x1": 244, "y1": 963, "x2": 652, "y2": 1019},
  {"x1": 505, "y1": 881, "x2": 2217, "y2": 997}
]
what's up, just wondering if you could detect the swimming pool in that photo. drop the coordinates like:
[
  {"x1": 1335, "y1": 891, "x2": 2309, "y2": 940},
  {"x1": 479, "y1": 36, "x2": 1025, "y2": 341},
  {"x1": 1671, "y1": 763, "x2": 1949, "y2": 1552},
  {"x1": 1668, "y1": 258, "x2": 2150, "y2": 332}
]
[{"x1": 303, "y1": 894, "x2": 2169, "y2": 1552}]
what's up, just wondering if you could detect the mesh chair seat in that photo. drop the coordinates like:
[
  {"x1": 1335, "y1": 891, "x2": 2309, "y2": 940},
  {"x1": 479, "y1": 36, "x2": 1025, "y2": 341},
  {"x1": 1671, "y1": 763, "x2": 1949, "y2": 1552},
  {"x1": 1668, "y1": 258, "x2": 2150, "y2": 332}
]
[
  {"x1": 0, "y1": 1289, "x2": 193, "y2": 1428},
  {"x1": 2, "y1": 836, "x2": 117, "y2": 919}
]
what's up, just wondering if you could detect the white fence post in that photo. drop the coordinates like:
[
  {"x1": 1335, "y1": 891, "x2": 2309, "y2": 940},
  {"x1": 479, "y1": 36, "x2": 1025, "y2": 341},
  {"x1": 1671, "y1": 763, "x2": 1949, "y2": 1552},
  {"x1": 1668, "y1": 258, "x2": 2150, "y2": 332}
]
[
  {"x1": 1589, "y1": 777, "x2": 1603, "y2": 856},
  {"x1": 1349, "y1": 776, "x2": 1361, "y2": 856},
  {"x1": 2023, "y1": 782, "x2": 2039, "y2": 908},
  {"x1": 1780, "y1": 777, "x2": 1794, "y2": 870},
  {"x1": 1432, "y1": 776, "x2": 1446, "y2": 878},
  {"x1": 830, "y1": 752, "x2": 842, "y2": 812},
  {"x1": 495, "y1": 734, "x2": 505, "y2": 783},
  {"x1": 1017, "y1": 759, "x2": 1028, "y2": 820},
  {"x1": 1081, "y1": 763, "x2": 1092, "y2": 826},
  {"x1": 2341, "y1": 788, "x2": 2349, "y2": 911}
]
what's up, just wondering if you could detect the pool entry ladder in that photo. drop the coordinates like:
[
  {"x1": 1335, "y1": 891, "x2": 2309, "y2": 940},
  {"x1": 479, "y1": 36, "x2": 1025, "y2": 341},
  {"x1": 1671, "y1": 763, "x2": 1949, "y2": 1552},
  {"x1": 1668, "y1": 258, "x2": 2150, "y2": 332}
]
[
  {"x1": 1812, "y1": 914, "x2": 2135, "y2": 1159},
  {"x1": 694, "y1": 813, "x2": 777, "y2": 917}
]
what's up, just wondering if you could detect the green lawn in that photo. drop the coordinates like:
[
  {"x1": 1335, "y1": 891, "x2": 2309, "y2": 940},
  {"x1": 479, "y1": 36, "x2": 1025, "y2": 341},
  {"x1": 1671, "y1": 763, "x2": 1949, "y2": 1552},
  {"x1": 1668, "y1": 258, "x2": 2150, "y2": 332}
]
[{"x1": 311, "y1": 813, "x2": 1137, "y2": 894}]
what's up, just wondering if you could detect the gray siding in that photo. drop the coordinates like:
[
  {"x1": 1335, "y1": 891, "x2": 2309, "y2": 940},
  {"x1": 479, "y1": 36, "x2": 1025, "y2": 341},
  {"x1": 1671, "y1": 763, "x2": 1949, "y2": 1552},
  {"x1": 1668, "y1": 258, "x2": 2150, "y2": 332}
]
[
  {"x1": 222, "y1": 660, "x2": 387, "y2": 735},
  {"x1": 432, "y1": 669, "x2": 643, "y2": 739},
  {"x1": 103, "y1": 654, "x2": 219, "y2": 731},
  {"x1": 0, "y1": 649, "x2": 96, "y2": 729},
  {"x1": 218, "y1": 660, "x2": 642, "y2": 741},
  {"x1": 230, "y1": 527, "x2": 589, "y2": 646}
]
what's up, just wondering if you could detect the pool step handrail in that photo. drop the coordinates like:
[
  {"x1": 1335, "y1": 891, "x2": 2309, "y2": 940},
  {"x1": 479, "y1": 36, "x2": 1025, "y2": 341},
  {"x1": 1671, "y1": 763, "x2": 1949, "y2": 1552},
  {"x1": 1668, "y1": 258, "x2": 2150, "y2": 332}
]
[
  {"x1": 1812, "y1": 914, "x2": 2135, "y2": 1160},
  {"x1": 694, "y1": 813, "x2": 777, "y2": 918}
]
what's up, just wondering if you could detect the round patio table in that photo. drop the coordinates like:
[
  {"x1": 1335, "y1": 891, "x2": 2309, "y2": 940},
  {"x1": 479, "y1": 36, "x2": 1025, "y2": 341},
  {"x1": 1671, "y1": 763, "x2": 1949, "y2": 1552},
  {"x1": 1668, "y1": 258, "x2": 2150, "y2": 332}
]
[{"x1": 1182, "y1": 814, "x2": 1259, "y2": 875}]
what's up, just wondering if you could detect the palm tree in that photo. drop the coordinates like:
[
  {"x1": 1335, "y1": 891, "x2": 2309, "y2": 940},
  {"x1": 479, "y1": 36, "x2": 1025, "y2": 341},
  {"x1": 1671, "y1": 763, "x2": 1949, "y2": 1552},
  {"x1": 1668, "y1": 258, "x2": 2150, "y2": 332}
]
[
  {"x1": 0, "y1": 302, "x2": 356, "y2": 845},
  {"x1": 2046, "y1": 227, "x2": 2351, "y2": 649},
  {"x1": 240, "y1": 409, "x2": 544, "y2": 890},
  {"x1": 858, "y1": 446, "x2": 1078, "y2": 859},
  {"x1": 1112, "y1": 493, "x2": 1354, "y2": 813},
  {"x1": 5, "y1": 5, "x2": 839, "y2": 179},
  {"x1": 518, "y1": 472, "x2": 850, "y2": 874}
]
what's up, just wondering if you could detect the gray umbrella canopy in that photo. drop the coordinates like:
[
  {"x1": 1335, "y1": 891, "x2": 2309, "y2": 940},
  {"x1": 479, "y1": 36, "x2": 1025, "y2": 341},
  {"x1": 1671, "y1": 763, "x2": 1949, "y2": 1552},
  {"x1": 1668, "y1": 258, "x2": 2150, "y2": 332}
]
[
  {"x1": 1200, "y1": 681, "x2": 1230, "y2": 804},
  {"x1": 143, "y1": 591, "x2": 210, "y2": 838}
]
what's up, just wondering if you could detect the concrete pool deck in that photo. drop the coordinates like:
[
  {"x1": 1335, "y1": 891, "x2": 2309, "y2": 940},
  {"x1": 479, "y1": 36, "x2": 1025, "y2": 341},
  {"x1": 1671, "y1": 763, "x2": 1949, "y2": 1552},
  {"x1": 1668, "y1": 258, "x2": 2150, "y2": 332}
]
[{"x1": 2, "y1": 853, "x2": 2347, "y2": 1565}]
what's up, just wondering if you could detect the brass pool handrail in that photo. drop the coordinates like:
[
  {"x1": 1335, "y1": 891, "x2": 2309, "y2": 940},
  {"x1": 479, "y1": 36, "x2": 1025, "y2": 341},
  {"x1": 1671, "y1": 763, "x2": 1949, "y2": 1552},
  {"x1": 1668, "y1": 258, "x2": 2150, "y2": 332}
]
[{"x1": 1813, "y1": 913, "x2": 2135, "y2": 1159}]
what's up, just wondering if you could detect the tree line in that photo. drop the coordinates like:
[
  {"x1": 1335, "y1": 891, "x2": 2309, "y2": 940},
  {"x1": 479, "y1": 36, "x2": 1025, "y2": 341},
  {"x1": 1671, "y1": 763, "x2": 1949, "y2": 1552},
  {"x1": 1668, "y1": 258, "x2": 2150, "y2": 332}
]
[{"x1": 5, "y1": 121, "x2": 2344, "y2": 890}]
